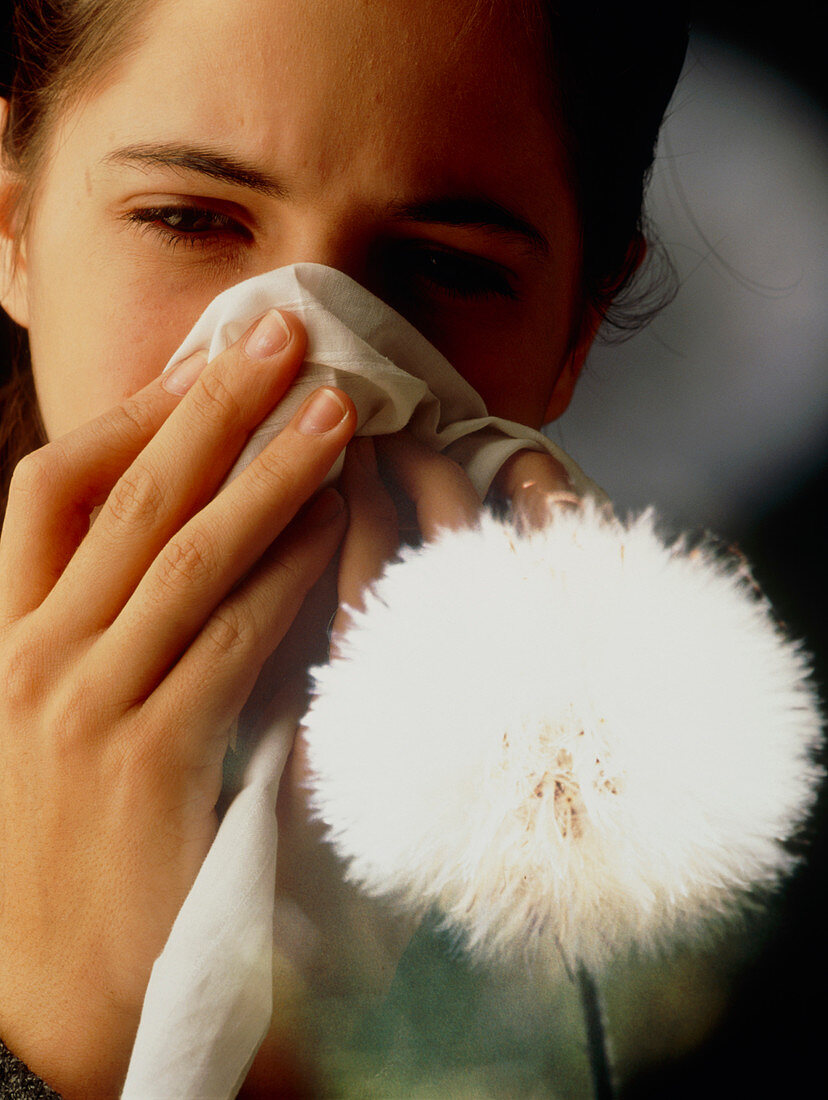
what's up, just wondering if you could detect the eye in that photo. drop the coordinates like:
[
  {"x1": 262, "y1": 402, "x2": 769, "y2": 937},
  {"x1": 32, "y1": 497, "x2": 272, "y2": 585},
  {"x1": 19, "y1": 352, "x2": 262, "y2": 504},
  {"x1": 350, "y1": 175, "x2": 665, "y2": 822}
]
[
  {"x1": 124, "y1": 203, "x2": 252, "y2": 250},
  {"x1": 387, "y1": 242, "x2": 519, "y2": 303}
]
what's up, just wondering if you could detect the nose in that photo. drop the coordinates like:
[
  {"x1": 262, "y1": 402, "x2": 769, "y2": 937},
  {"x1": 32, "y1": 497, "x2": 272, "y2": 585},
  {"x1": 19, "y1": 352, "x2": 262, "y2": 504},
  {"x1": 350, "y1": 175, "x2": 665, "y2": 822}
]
[{"x1": 268, "y1": 217, "x2": 376, "y2": 295}]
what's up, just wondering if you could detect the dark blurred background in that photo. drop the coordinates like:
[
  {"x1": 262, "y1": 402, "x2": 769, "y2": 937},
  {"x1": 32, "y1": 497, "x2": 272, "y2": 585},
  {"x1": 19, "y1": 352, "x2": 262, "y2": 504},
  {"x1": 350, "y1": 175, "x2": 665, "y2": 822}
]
[
  {"x1": 693, "y1": 0, "x2": 826, "y2": 110},
  {"x1": 553, "y1": 3, "x2": 826, "y2": 1096}
]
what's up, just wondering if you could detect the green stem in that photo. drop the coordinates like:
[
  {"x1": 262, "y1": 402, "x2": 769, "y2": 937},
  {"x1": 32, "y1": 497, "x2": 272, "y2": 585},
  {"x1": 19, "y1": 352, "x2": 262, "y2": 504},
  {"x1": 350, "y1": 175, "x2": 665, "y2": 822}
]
[{"x1": 577, "y1": 962, "x2": 615, "y2": 1100}]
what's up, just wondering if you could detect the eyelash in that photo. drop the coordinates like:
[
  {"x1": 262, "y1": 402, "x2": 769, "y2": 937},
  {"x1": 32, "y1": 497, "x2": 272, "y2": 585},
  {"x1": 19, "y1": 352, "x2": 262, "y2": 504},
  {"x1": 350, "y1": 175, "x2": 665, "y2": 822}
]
[
  {"x1": 124, "y1": 204, "x2": 518, "y2": 301},
  {"x1": 125, "y1": 204, "x2": 250, "y2": 251}
]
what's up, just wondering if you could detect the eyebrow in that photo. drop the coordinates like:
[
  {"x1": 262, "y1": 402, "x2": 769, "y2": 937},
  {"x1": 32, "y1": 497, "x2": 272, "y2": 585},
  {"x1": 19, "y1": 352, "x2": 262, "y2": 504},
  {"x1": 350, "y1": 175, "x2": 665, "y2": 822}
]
[
  {"x1": 104, "y1": 143, "x2": 288, "y2": 197},
  {"x1": 389, "y1": 197, "x2": 550, "y2": 258},
  {"x1": 104, "y1": 142, "x2": 549, "y2": 256}
]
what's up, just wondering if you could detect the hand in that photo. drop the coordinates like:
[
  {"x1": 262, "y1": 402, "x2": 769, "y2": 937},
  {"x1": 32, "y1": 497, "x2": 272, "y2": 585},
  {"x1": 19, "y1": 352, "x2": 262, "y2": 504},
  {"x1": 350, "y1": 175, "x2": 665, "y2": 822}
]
[
  {"x1": 490, "y1": 447, "x2": 580, "y2": 529},
  {"x1": 0, "y1": 311, "x2": 356, "y2": 1098},
  {"x1": 334, "y1": 435, "x2": 579, "y2": 638},
  {"x1": 330, "y1": 433, "x2": 479, "y2": 645}
]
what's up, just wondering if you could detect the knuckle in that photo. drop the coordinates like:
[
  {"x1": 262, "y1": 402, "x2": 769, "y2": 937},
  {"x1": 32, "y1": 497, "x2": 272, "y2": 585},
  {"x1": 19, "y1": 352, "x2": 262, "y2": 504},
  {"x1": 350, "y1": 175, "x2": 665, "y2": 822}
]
[
  {"x1": 203, "y1": 604, "x2": 252, "y2": 658},
  {"x1": 8, "y1": 446, "x2": 58, "y2": 503},
  {"x1": 190, "y1": 369, "x2": 243, "y2": 428},
  {"x1": 155, "y1": 529, "x2": 217, "y2": 594},
  {"x1": 2, "y1": 629, "x2": 46, "y2": 715},
  {"x1": 103, "y1": 397, "x2": 159, "y2": 448},
  {"x1": 248, "y1": 445, "x2": 293, "y2": 492},
  {"x1": 270, "y1": 549, "x2": 306, "y2": 593},
  {"x1": 1, "y1": 626, "x2": 102, "y2": 750},
  {"x1": 46, "y1": 677, "x2": 97, "y2": 753},
  {"x1": 106, "y1": 464, "x2": 166, "y2": 529}
]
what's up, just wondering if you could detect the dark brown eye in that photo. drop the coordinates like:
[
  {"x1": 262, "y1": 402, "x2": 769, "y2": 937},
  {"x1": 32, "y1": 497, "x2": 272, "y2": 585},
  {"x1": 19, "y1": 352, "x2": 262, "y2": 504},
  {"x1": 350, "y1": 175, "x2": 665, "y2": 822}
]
[
  {"x1": 386, "y1": 242, "x2": 518, "y2": 302},
  {"x1": 153, "y1": 207, "x2": 231, "y2": 232},
  {"x1": 126, "y1": 204, "x2": 251, "y2": 247}
]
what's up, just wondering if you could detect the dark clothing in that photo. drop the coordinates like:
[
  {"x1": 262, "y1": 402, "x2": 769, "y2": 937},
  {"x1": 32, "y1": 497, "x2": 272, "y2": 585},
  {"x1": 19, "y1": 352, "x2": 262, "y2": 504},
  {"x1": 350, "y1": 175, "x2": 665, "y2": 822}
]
[{"x1": 0, "y1": 1040, "x2": 62, "y2": 1099}]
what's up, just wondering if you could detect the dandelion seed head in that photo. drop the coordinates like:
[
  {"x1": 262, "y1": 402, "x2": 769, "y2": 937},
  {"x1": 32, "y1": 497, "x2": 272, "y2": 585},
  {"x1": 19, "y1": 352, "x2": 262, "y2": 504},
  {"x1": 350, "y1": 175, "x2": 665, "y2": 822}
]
[{"x1": 303, "y1": 503, "x2": 823, "y2": 972}]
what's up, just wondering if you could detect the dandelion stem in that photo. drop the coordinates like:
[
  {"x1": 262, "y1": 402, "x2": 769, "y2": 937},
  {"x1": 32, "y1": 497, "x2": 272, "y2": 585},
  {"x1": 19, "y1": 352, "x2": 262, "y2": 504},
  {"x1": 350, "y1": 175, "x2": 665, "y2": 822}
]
[{"x1": 577, "y1": 962, "x2": 615, "y2": 1099}]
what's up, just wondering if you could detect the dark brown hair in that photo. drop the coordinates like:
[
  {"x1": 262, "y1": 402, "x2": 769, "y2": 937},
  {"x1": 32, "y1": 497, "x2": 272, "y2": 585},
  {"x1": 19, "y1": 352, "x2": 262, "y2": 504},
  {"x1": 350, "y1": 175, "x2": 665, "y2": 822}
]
[
  {"x1": 541, "y1": 4, "x2": 688, "y2": 336},
  {"x1": 0, "y1": 0, "x2": 153, "y2": 509},
  {"x1": 2, "y1": 0, "x2": 152, "y2": 199},
  {"x1": 0, "y1": 0, "x2": 688, "y2": 514}
]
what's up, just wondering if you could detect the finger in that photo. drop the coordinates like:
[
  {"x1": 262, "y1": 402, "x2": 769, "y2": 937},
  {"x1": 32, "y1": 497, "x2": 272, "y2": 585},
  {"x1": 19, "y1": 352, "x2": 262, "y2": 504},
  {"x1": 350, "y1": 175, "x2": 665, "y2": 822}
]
[
  {"x1": 98, "y1": 387, "x2": 356, "y2": 703},
  {"x1": 375, "y1": 433, "x2": 480, "y2": 541},
  {"x1": 491, "y1": 449, "x2": 580, "y2": 530},
  {"x1": 140, "y1": 488, "x2": 348, "y2": 768},
  {"x1": 0, "y1": 354, "x2": 207, "y2": 625},
  {"x1": 53, "y1": 311, "x2": 308, "y2": 632},
  {"x1": 331, "y1": 438, "x2": 400, "y2": 650},
  {"x1": 337, "y1": 438, "x2": 399, "y2": 609}
]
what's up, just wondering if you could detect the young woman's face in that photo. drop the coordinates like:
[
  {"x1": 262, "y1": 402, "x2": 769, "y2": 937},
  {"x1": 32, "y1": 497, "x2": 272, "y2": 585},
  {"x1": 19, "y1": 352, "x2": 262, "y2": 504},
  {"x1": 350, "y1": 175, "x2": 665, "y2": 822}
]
[{"x1": 3, "y1": 0, "x2": 587, "y2": 440}]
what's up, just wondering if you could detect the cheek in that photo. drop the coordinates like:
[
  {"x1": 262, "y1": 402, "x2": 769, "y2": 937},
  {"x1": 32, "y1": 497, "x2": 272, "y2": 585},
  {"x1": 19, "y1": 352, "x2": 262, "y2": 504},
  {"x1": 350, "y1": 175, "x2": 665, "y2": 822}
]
[
  {"x1": 29, "y1": 296, "x2": 180, "y2": 440},
  {"x1": 461, "y1": 347, "x2": 564, "y2": 427},
  {"x1": 433, "y1": 304, "x2": 572, "y2": 428},
  {"x1": 26, "y1": 248, "x2": 221, "y2": 440},
  {"x1": 22, "y1": 177, "x2": 241, "y2": 439}
]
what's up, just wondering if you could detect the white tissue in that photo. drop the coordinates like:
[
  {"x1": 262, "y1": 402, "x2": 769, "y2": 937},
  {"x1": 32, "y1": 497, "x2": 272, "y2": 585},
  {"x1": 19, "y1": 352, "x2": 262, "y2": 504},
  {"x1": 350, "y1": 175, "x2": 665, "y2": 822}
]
[{"x1": 164, "y1": 262, "x2": 603, "y2": 499}]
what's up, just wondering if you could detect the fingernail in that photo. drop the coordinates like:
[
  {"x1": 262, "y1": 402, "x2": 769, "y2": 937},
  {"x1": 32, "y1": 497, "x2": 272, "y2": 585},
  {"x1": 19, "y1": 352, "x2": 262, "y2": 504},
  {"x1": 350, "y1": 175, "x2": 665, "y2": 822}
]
[
  {"x1": 307, "y1": 488, "x2": 346, "y2": 525},
  {"x1": 244, "y1": 309, "x2": 290, "y2": 359},
  {"x1": 162, "y1": 350, "x2": 209, "y2": 395},
  {"x1": 295, "y1": 387, "x2": 348, "y2": 435}
]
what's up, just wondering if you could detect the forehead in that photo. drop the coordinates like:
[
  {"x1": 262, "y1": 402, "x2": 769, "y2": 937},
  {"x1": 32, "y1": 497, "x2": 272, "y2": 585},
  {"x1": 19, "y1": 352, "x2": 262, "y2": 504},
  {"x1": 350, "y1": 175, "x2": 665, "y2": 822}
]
[
  {"x1": 123, "y1": 0, "x2": 545, "y2": 114},
  {"x1": 57, "y1": 0, "x2": 566, "y2": 205}
]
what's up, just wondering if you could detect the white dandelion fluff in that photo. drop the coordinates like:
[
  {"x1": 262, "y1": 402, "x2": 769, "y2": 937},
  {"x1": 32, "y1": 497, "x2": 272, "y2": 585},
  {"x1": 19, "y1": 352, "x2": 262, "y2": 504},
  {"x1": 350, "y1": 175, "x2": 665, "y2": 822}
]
[{"x1": 303, "y1": 502, "x2": 823, "y2": 974}]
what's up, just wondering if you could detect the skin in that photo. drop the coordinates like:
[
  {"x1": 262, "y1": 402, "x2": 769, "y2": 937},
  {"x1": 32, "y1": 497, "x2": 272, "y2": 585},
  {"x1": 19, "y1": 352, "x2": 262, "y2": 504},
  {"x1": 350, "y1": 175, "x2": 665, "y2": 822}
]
[{"x1": 0, "y1": 0, "x2": 601, "y2": 1095}]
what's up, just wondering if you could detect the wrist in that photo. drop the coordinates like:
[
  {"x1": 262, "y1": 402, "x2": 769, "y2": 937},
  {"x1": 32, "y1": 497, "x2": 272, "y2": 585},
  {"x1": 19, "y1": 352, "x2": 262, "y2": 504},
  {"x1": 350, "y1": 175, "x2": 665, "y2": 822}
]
[{"x1": 0, "y1": 959, "x2": 141, "y2": 1099}]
